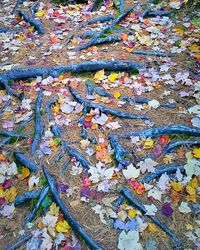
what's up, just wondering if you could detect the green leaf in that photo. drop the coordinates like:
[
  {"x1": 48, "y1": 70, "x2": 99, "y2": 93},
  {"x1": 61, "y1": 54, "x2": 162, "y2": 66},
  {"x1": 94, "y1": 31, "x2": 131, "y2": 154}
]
[
  {"x1": 191, "y1": 18, "x2": 200, "y2": 27},
  {"x1": 41, "y1": 196, "x2": 52, "y2": 208},
  {"x1": 39, "y1": 176, "x2": 48, "y2": 187},
  {"x1": 54, "y1": 137, "x2": 61, "y2": 146}
]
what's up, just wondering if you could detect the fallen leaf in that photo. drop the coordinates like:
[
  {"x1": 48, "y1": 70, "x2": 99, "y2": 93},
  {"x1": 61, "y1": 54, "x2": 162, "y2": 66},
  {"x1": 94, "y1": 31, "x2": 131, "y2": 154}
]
[
  {"x1": 108, "y1": 73, "x2": 119, "y2": 83},
  {"x1": 94, "y1": 70, "x2": 106, "y2": 81},
  {"x1": 122, "y1": 164, "x2": 140, "y2": 179},
  {"x1": 56, "y1": 220, "x2": 70, "y2": 233},
  {"x1": 19, "y1": 167, "x2": 30, "y2": 180}
]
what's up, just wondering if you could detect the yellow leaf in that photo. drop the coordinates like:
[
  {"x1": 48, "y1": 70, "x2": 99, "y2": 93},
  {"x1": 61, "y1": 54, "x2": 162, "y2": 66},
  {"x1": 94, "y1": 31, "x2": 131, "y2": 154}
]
[
  {"x1": 193, "y1": 147, "x2": 200, "y2": 158},
  {"x1": 17, "y1": 36, "x2": 26, "y2": 42},
  {"x1": 148, "y1": 222, "x2": 159, "y2": 233},
  {"x1": 128, "y1": 209, "x2": 137, "y2": 218},
  {"x1": 35, "y1": 10, "x2": 46, "y2": 17},
  {"x1": 125, "y1": 47, "x2": 134, "y2": 53},
  {"x1": 108, "y1": 73, "x2": 119, "y2": 83},
  {"x1": 189, "y1": 177, "x2": 198, "y2": 188},
  {"x1": 0, "y1": 187, "x2": 5, "y2": 198},
  {"x1": 186, "y1": 185, "x2": 196, "y2": 195},
  {"x1": 56, "y1": 220, "x2": 70, "y2": 233},
  {"x1": 113, "y1": 91, "x2": 121, "y2": 99},
  {"x1": 94, "y1": 70, "x2": 106, "y2": 81},
  {"x1": 143, "y1": 138, "x2": 154, "y2": 148},
  {"x1": 173, "y1": 28, "x2": 184, "y2": 36},
  {"x1": 20, "y1": 167, "x2": 30, "y2": 180},
  {"x1": 52, "y1": 103, "x2": 60, "y2": 113},
  {"x1": 49, "y1": 202, "x2": 59, "y2": 216},
  {"x1": 4, "y1": 186, "x2": 17, "y2": 202},
  {"x1": 188, "y1": 44, "x2": 200, "y2": 53},
  {"x1": 37, "y1": 221, "x2": 44, "y2": 228},
  {"x1": 170, "y1": 181, "x2": 183, "y2": 192},
  {"x1": 80, "y1": 139, "x2": 90, "y2": 149},
  {"x1": 186, "y1": 194, "x2": 197, "y2": 202}
]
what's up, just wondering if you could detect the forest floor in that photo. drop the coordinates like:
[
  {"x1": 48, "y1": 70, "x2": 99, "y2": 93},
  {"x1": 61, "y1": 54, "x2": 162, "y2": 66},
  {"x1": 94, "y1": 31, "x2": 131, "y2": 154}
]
[{"x1": 0, "y1": 0, "x2": 200, "y2": 249}]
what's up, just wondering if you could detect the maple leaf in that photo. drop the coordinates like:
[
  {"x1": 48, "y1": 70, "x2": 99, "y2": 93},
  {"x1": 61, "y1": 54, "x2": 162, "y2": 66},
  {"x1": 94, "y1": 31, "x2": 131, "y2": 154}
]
[
  {"x1": 193, "y1": 147, "x2": 200, "y2": 158},
  {"x1": 49, "y1": 202, "x2": 59, "y2": 216},
  {"x1": 137, "y1": 158, "x2": 157, "y2": 174},
  {"x1": 108, "y1": 73, "x2": 119, "y2": 82},
  {"x1": 56, "y1": 220, "x2": 70, "y2": 233},
  {"x1": 122, "y1": 164, "x2": 140, "y2": 179},
  {"x1": 94, "y1": 70, "x2": 106, "y2": 81}
]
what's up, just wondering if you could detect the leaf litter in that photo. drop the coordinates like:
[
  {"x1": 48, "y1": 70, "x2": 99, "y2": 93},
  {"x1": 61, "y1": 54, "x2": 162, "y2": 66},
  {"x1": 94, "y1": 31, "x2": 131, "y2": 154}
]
[{"x1": 0, "y1": 0, "x2": 200, "y2": 249}]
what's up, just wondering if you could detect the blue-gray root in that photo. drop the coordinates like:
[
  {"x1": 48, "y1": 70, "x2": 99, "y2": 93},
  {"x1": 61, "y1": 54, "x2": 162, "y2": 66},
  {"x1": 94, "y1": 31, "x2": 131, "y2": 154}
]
[
  {"x1": 59, "y1": 141, "x2": 91, "y2": 169},
  {"x1": 85, "y1": 81, "x2": 175, "y2": 109},
  {"x1": 23, "y1": 186, "x2": 49, "y2": 227},
  {"x1": 122, "y1": 124, "x2": 200, "y2": 139},
  {"x1": 109, "y1": 133, "x2": 130, "y2": 166},
  {"x1": 0, "y1": 27, "x2": 23, "y2": 33},
  {"x1": 0, "y1": 131, "x2": 28, "y2": 138},
  {"x1": 121, "y1": 187, "x2": 183, "y2": 249},
  {"x1": 60, "y1": 158, "x2": 71, "y2": 173},
  {"x1": 112, "y1": 195, "x2": 126, "y2": 208},
  {"x1": 78, "y1": 14, "x2": 115, "y2": 28},
  {"x1": 82, "y1": 36, "x2": 122, "y2": 48},
  {"x1": 0, "y1": 61, "x2": 144, "y2": 96},
  {"x1": 69, "y1": 86, "x2": 149, "y2": 120},
  {"x1": 42, "y1": 166, "x2": 104, "y2": 250},
  {"x1": 30, "y1": 91, "x2": 44, "y2": 157},
  {"x1": 0, "y1": 117, "x2": 33, "y2": 148},
  {"x1": 4, "y1": 232, "x2": 33, "y2": 250},
  {"x1": 147, "y1": 10, "x2": 175, "y2": 17},
  {"x1": 45, "y1": 96, "x2": 58, "y2": 121},
  {"x1": 11, "y1": 0, "x2": 25, "y2": 13},
  {"x1": 132, "y1": 50, "x2": 173, "y2": 57},
  {"x1": 14, "y1": 151, "x2": 38, "y2": 172},
  {"x1": 79, "y1": 103, "x2": 97, "y2": 144},
  {"x1": 51, "y1": 124, "x2": 62, "y2": 138},
  {"x1": 77, "y1": 6, "x2": 134, "y2": 51},
  {"x1": 139, "y1": 164, "x2": 184, "y2": 183},
  {"x1": 14, "y1": 189, "x2": 41, "y2": 205},
  {"x1": 162, "y1": 140, "x2": 200, "y2": 155},
  {"x1": 19, "y1": 10, "x2": 44, "y2": 34},
  {"x1": 30, "y1": 1, "x2": 39, "y2": 17}
]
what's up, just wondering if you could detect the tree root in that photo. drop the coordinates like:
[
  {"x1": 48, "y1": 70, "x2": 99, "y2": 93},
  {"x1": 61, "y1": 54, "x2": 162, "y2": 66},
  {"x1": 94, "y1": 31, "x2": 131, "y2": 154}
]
[
  {"x1": 121, "y1": 187, "x2": 184, "y2": 249},
  {"x1": 23, "y1": 186, "x2": 49, "y2": 227},
  {"x1": 14, "y1": 189, "x2": 41, "y2": 205},
  {"x1": 69, "y1": 86, "x2": 149, "y2": 120},
  {"x1": 122, "y1": 124, "x2": 200, "y2": 139},
  {"x1": 132, "y1": 50, "x2": 173, "y2": 57},
  {"x1": 109, "y1": 133, "x2": 130, "y2": 166},
  {"x1": 76, "y1": 6, "x2": 134, "y2": 51},
  {"x1": 4, "y1": 232, "x2": 33, "y2": 250},
  {"x1": 14, "y1": 151, "x2": 39, "y2": 172},
  {"x1": 19, "y1": 10, "x2": 45, "y2": 34},
  {"x1": 42, "y1": 166, "x2": 104, "y2": 250},
  {"x1": 139, "y1": 164, "x2": 184, "y2": 183},
  {"x1": 30, "y1": 91, "x2": 44, "y2": 157},
  {"x1": 162, "y1": 140, "x2": 200, "y2": 155},
  {"x1": 77, "y1": 14, "x2": 115, "y2": 28}
]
